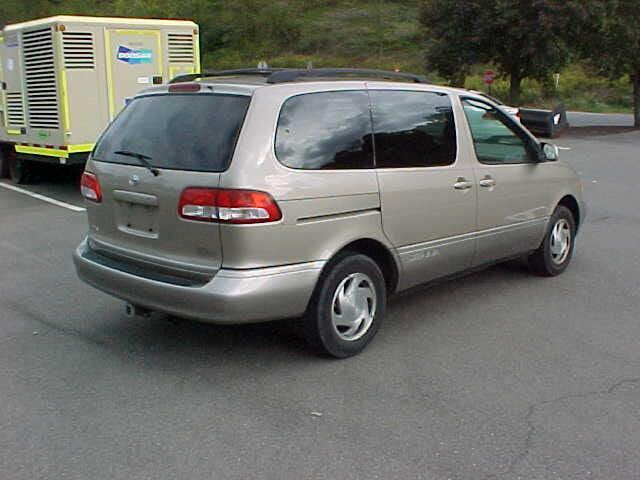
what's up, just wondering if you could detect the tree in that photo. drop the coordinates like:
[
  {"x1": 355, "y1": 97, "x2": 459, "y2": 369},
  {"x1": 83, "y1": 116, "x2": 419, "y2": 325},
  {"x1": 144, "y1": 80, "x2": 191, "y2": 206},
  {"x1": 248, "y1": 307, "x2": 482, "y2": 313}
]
[
  {"x1": 582, "y1": 1, "x2": 640, "y2": 128},
  {"x1": 0, "y1": 1, "x2": 50, "y2": 26},
  {"x1": 419, "y1": 0, "x2": 488, "y2": 87},
  {"x1": 419, "y1": 0, "x2": 587, "y2": 104}
]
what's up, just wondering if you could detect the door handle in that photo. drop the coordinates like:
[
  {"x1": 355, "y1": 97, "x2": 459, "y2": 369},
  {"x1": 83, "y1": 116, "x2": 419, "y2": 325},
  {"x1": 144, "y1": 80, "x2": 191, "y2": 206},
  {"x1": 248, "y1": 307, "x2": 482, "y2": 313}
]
[
  {"x1": 453, "y1": 177, "x2": 473, "y2": 190},
  {"x1": 479, "y1": 177, "x2": 496, "y2": 188}
]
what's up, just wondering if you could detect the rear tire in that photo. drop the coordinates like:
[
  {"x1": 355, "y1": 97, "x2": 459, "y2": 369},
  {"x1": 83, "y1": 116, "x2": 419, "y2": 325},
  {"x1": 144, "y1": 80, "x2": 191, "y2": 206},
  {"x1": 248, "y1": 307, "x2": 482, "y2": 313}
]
[
  {"x1": 0, "y1": 146, "x2": 10, "y2": 178},
  {"x1": 8, "y1": 155, "x2": 31, "y2": 185},
  {"x1": 528, "y1": 206, "x2": 576, "y2": 276},
  {"x1": 303, "y1": 253, "x2": 386, "y2": 358}
]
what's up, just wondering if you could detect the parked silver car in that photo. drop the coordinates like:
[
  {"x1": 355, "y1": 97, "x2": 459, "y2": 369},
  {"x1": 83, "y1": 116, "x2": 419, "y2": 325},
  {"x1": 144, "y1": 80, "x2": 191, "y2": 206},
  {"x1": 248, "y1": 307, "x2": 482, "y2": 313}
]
[
  {"x1": 74, "y1": 68, "x2": 585, "y2": 357},
  {"x1": 471, "y1": 90, "x2": 521, "y2": 120}
]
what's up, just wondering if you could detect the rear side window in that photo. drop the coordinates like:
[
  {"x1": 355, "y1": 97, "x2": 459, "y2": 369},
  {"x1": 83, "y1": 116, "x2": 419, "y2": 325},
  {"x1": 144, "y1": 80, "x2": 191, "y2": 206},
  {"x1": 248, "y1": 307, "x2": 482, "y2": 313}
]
[
  {"x1": 93, "y1": 93, "x2": 250, "y2": 172},
  {"x1": 370, "y1": 90, "x2": 457, "y2": 168},
  {"x1": 275, "y1": 91, "x2": 374, "y2": 169}
]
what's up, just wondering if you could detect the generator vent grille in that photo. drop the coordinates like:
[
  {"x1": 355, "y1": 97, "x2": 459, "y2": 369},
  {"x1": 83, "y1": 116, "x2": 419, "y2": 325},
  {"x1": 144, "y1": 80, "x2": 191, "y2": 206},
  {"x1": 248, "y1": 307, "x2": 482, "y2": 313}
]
[
  {"x1": 6, "y1": 93, "x2": 26, "y2": 128},
  {"x1": 23, "y1": 27, "x2": 59, "y2": 129},
  {"x1": 168, "y1": 33, "x2": 195, "y2": 63},
  {"x1": 62, "y1": 31, "x2": 95, "y2": 69}
]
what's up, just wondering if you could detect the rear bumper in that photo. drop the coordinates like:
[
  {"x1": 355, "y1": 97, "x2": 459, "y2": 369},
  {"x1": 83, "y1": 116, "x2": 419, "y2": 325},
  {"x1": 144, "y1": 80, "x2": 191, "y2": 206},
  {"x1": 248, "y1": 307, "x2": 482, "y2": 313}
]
[{"x1": 73, "y1": 238, "x2": 324, "y2": 323}]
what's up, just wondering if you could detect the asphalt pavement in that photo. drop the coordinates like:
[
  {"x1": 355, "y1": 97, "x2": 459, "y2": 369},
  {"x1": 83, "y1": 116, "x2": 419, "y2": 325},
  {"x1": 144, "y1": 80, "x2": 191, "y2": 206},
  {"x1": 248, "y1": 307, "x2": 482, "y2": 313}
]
[
  {"x1": 1, "y1": 128, "x2": 639, "y2": 479},
  {"x1": 567, "y1": 111, "x2": 634, "y2": 128}
]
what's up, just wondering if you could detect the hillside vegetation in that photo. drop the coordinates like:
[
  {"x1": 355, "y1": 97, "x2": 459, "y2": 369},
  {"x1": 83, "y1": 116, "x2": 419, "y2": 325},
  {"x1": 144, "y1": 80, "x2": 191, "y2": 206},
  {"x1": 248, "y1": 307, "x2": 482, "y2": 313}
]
[{"x1": 0, "y1": 0, "x2": 632, "y2": 112}]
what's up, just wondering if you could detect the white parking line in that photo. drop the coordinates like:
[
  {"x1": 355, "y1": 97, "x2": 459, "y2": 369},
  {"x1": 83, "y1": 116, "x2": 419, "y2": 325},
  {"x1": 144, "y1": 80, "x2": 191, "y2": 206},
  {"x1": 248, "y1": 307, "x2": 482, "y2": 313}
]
[{"x1": 0, "y1": 182, "x2": 86, "y2": 212}]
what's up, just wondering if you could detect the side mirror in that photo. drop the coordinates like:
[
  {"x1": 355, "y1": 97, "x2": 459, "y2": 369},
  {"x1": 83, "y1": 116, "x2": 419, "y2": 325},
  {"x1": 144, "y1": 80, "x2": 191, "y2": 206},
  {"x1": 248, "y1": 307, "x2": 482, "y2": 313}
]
[{"x1": 539, "y1": 142, "x2": 559, "y2": 162}]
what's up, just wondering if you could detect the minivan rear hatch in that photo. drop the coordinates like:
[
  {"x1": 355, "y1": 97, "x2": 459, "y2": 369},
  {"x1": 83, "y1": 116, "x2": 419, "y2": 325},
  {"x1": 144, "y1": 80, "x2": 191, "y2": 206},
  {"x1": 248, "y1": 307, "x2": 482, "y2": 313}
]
[{"x1": 84, "y1": 89, "x2": 251, "y2": 278}]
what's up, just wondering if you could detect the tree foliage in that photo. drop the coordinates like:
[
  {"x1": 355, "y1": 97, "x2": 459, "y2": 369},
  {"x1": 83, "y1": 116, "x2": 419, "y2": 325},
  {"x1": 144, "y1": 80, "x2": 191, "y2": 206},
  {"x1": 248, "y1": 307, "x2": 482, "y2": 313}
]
[
  {"x1": 581, "y1": 1, "x2": 640, "y2": 126},
  {"x1": 420, "y1": 0, "x2": 588, "y2": 104},
  {"x1": 419, "y1": 0, "x2": 485, "y2": 87}
]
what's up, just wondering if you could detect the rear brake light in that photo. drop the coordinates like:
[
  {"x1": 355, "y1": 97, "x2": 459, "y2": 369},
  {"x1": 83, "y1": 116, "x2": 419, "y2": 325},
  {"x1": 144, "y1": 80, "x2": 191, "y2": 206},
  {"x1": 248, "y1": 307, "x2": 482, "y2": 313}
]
[
  {"x1": 168, "y1": 82, "x2": 201, "y2": 93},
  {"x1": 178, "y1": 188, "x2": 282, "y2": 224},
  {"x1": 80, "y1": 172, "x2": 102, "y2": 202}
]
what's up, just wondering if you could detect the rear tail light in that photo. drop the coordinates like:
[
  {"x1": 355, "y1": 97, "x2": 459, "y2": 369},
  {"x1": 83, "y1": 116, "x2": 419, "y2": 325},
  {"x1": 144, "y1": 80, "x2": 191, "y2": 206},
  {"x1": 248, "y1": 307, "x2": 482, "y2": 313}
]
[
  {"x1": 80, "y1": 172, "x2": 102, "y2": 203},
  {"x1": 178, "y1": 188, "x2": 282, "y2": 224}
]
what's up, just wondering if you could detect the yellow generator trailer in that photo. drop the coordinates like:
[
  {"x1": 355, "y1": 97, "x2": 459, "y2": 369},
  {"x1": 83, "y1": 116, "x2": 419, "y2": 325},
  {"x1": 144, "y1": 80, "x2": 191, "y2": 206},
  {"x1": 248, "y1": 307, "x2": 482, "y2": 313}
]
[{"x1": 0, "y1": 15, "x2": 200, "y2": 183}]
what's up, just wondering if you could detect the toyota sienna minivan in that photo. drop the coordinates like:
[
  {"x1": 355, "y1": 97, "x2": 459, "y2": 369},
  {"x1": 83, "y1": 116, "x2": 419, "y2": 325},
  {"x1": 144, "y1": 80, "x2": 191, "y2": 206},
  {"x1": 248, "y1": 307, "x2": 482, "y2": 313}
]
[{"x1": 74, "y1": 68, "x2": 585, "y2": 357}]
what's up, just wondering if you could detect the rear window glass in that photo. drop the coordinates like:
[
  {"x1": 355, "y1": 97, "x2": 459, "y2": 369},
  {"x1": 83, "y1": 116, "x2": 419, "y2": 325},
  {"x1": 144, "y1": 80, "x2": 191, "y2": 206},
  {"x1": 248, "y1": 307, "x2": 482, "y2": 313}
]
[
  {"x1": 370, "y1": 90, "x2": 456, "y2": 168},
  {"x1": 275, "y1": 91, "x2": 374, "y2": 170},
  {"x1": 93, "y1": 93, "x2": 250, "y2": 172}
]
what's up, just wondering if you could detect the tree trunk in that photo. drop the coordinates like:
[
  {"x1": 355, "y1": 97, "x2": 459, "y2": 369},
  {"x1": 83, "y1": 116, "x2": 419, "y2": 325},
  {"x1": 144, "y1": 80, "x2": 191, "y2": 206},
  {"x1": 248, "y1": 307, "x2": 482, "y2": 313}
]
[
  {"x1": 633, "y1": 70, "x2": 640, "y2": 129},
  {"x1": 509, "y1": 72, "x2": 522, "y2": 105},
  {"x1": 450, "y1": 71, "x2": 466, "y2": 88}
]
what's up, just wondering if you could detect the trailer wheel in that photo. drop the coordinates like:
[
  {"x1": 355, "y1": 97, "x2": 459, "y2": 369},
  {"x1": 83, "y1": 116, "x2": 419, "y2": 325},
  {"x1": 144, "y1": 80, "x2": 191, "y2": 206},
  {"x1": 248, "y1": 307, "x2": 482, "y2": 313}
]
[
  {"x1": 8, "y1": 155, "x2": 31, "y2": 185},
  {"x1": 0, "y1": 147, "x2": 10, "y2": 178}
]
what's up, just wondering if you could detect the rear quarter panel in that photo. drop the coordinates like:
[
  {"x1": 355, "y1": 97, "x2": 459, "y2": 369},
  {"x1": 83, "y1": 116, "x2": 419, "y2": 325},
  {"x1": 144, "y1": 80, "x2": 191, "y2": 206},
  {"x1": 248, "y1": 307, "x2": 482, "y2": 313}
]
[{"x1": 219, "y1": 83, "x2": 396, "y2": 269}]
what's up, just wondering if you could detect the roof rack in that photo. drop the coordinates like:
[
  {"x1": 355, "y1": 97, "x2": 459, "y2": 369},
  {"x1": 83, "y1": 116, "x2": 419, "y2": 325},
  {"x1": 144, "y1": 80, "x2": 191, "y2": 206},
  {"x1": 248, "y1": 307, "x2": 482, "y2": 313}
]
[
  {"x1": 169, "y1": 68, "x2": 286, "y2": 84},
  {"x1": 169, "y1": 67, "x2": 429, "y2": 85},
  {"x1": 266, "y1": 68, "x2": 429, "y2": 84}
]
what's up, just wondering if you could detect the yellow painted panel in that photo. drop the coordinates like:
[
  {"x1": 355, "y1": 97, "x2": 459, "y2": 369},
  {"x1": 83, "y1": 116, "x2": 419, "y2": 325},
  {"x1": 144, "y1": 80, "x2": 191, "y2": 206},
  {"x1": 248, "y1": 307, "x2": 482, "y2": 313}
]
[
  {"x1": 68, "y1": 143, "x2": 94, "y2": 153},
  {"x1": 61, "y1": 69, "x2": 71, "y2": 131},
  {"x1": 194, "y1": 34, "x2": 201, "y2": 74},
  {"x1": 155, "y1": 31, "x2": 163, "y2": 77},
  {"x1": 15, "y1": 145, "x2": 69, "y2": 158},
  {"x1": 104, "y1": 29, "x2": 115, "y2": 120},
  {"x1": 53, "y1": 30, "x2": 70, "y2": 131}
]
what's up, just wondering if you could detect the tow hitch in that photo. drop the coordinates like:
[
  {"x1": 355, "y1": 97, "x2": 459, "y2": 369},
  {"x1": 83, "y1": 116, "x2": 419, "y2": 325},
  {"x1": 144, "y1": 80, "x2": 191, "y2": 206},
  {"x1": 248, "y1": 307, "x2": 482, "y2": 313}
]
[{"x1": 125, "y1": 303, "x2": 152, "y2": 319}]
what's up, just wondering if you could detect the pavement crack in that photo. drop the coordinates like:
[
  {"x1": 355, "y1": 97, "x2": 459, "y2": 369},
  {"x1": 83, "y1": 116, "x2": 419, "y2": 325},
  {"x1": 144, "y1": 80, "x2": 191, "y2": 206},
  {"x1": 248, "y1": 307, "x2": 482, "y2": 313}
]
[
  {"x1": 4, "y1": 299, "x2": 109, "y2": 348},
  {"x1": 484, "y1": 377, "x2": 640, "y2": 479}
]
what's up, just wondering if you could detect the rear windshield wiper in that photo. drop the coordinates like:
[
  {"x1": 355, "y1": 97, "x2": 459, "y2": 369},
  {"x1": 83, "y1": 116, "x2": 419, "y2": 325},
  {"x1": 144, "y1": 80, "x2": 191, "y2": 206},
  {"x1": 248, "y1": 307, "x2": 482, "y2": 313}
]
[{"x1": 114, "y1": 150, "x2": 159, "y2": 176}]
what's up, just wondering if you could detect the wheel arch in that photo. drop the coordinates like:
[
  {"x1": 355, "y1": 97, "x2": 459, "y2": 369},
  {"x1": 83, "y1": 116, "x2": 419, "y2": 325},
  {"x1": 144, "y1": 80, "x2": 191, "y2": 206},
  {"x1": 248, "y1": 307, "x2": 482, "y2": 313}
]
[
  {"x1": 323, "y1": 238, "x2": 400, "y2": 295},
  {"x1": 557, "y1": 194, "x2": 581, "y2": 231}
]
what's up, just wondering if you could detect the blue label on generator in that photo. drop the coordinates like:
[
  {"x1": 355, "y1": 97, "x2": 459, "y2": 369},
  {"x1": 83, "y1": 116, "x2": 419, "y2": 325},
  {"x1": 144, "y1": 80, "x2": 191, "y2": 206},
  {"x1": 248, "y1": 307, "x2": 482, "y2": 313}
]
[{"x1": 116, "y1": 45, "x2": 153, "y2": 64}]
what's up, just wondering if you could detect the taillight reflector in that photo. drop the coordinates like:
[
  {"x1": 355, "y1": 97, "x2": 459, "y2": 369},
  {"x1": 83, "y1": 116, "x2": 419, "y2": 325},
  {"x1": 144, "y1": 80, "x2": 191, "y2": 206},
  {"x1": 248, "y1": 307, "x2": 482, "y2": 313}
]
[
  {"x1": 178, "y1": 188, "x2": 282, "y2": 224},
  {"x1": 80, "y1": 172, "x2": 102, "y2": 203}
]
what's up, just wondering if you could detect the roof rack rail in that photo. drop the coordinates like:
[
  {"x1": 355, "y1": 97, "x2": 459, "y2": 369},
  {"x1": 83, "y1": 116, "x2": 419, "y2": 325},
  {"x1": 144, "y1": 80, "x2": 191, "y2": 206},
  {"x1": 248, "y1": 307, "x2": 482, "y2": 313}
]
[
  {"x1": 169, "y1": 67, "x2": 429, "y2": 85},
  {"x1": 169, "y1": 68, "x2": 286, "y2": 84},
  {"x1": 266, "y1": 68, "x2": 429, "y2": 84}
]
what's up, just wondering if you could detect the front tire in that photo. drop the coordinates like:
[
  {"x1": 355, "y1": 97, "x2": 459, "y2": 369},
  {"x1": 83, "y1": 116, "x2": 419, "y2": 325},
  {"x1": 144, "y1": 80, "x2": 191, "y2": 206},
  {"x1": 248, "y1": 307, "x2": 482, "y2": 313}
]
[
  {"x1": 528, "y1": 205, "x2": 576, "y2": 276},
  {"x1": 303, "y1": 253, "x2": 386, "y2": 358}
]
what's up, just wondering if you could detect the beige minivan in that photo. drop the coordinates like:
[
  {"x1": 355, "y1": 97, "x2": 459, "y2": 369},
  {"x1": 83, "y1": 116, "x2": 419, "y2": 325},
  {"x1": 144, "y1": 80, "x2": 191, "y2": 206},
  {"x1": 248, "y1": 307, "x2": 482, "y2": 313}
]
[{"x1": 74, "y1": 68, "x2": 585, "y2": 357}]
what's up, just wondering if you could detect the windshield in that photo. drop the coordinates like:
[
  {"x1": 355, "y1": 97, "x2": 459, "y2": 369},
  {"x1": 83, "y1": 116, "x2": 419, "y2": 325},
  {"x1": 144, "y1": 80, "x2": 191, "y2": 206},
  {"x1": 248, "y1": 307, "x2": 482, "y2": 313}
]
[{"x1": 93, "y1": 93, "x2": 251, "y2": 172}]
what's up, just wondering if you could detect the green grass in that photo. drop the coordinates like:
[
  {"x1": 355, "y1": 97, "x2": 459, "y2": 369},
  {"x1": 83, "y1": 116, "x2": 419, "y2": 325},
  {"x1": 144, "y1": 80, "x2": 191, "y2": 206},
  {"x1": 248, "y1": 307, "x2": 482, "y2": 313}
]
[{"x1": 463, "y1": 64, "x2": 632, "y2": 113}]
